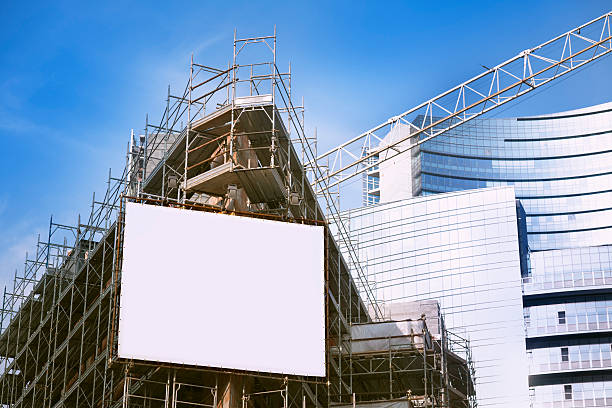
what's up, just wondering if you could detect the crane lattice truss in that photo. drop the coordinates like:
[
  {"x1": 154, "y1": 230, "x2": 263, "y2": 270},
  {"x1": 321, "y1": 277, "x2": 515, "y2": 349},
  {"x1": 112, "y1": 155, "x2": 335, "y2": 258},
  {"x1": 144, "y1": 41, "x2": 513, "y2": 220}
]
[{"x1": 310, "y1": 11, "x2": 612, "y2": 194}]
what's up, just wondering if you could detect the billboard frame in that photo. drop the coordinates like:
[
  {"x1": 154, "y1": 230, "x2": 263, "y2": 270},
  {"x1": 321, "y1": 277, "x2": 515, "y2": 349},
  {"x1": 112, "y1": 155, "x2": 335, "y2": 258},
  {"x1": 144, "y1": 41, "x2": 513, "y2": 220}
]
[{"x1": 109, "y1": 195, "x2": 329, "y2": 382}]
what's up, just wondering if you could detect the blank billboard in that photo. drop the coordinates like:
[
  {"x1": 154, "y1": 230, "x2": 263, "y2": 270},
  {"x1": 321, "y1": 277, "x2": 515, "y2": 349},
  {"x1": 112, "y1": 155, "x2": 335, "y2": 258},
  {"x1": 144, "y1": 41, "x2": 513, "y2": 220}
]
[{"x1": 118, "y1": 202, "x2": 326, "y2": 377}]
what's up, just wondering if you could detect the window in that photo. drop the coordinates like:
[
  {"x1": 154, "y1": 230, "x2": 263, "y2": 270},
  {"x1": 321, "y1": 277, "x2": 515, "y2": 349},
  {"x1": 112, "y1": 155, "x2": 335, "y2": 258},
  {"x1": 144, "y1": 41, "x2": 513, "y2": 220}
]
[
  {"x1": 561, "y1": 347, "x2": 569, "y2": 362},
  {"x1": 558, "y1": 310, "x2": 566, "y2": 325},
  {"x1": 564, "y1": 384, "x2": 572, "y2": 400}
]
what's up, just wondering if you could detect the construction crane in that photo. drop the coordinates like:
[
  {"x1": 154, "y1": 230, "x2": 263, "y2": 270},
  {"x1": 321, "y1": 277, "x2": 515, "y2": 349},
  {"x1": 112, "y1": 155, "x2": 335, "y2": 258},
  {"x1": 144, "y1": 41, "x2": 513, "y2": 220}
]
[{"x1": 310, "y1": 11, "x2": 612, "y2": 195}]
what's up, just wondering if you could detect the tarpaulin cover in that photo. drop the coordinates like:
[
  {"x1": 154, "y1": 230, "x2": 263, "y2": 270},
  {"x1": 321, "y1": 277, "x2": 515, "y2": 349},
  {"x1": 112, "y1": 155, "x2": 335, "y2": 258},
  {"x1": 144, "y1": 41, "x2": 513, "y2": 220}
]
[{"x1": 350, "y1": 320, "x2": 431, "y2": 354}]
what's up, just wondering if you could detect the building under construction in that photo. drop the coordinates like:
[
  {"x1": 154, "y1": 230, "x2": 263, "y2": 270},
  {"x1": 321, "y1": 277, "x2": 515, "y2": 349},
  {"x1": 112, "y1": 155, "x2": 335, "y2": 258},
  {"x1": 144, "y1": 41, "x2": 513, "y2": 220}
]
[{"x1": 0, "y1": 32, "x2": 475, "y2": 408}]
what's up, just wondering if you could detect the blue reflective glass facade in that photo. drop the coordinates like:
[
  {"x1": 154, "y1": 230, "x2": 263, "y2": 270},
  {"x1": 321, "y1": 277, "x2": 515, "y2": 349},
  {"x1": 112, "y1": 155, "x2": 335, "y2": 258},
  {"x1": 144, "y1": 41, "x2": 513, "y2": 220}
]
[
  {"x1": 417, "y1": 103, "x2": 612, "y2": 251},
  {"x1": 367, "y1": 102, "x2": 612, "y2": 407}
]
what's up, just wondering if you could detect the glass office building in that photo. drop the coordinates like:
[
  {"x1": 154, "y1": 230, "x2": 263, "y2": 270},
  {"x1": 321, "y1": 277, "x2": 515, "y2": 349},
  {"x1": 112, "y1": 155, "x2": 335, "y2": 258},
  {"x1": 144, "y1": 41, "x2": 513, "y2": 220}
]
[
  {"x1": 340, "y1": 186, "x2": 530, "y2": 407},
  {"x1": 363, "y1": 102, "x2": 612, "y2": 407}
]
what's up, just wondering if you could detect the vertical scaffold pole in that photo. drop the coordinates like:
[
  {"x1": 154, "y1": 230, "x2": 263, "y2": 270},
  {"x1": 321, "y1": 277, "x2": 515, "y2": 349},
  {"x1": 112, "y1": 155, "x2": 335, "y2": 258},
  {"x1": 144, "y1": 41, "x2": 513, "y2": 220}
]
[{"x1": 184, "y1": 54, "x2": 194, "y2": 203}]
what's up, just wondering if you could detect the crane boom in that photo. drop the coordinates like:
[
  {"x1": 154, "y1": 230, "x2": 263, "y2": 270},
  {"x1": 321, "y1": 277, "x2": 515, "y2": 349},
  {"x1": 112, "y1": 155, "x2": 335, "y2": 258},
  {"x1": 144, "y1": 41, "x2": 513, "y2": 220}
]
[{"x1": 310, "y1": 11, "x2": 612, "y2": 194}]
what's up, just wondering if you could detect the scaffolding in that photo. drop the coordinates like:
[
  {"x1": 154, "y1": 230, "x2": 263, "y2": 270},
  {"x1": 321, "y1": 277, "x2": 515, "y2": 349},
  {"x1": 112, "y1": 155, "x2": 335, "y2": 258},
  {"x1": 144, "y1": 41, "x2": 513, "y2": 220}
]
[
  {"x1": 333, "y1": 304, "x2": 476, "y2": 408},
  {"x1": 0, "y1": 31, "x2": 475, "y2": 408}
]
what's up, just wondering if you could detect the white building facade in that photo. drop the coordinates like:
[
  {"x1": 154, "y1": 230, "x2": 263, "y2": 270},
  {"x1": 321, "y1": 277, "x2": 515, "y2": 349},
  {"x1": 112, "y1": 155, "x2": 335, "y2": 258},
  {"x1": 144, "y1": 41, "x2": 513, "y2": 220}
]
[{"x1": 338, "y1": 186, "x2": 530, "y2": 407}]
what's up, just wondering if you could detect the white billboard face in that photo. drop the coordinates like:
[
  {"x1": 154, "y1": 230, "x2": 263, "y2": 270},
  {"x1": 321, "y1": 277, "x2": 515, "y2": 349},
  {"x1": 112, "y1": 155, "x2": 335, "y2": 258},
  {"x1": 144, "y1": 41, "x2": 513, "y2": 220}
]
[{"x1": 118, "y1": 202, "x2": 326, "y2": 377}]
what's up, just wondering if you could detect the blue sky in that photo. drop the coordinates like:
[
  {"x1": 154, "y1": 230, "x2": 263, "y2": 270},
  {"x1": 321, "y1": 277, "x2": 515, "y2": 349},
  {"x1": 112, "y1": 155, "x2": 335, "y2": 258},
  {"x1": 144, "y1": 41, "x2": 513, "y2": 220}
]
[{"x1": 0, "y1": 1, "x2": 611, "y2": 287}]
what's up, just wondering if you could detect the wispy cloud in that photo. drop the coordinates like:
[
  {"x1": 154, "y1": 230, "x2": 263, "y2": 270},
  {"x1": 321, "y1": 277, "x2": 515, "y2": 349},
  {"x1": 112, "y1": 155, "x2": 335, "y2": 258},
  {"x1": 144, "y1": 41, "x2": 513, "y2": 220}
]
[
  {"x1": 0, "y1": 108, "x2": 40, "y2": 134},
  {"x1": 146, "y1": 33, "x2": 229, "y2": 87},
  {"x1": 0, "y1": 107, "x2": 104, "y2": 155},
  {"x1": 0, "y1": 225, "x2": 38, "y2": 291},
  {"x1": 0, "y1": 201, "x2": 82, "y2": 294},
  {"x1": 192, "y1": 34, "x2": 228, "y2": 60}
]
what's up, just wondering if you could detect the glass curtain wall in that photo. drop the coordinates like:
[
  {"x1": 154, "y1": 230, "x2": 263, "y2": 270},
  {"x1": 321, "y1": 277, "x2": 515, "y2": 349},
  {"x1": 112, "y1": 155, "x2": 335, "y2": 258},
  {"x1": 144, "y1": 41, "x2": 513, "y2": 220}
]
[{"x1": 364, "y1": 102, "x2": 612, "y2": 407}]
